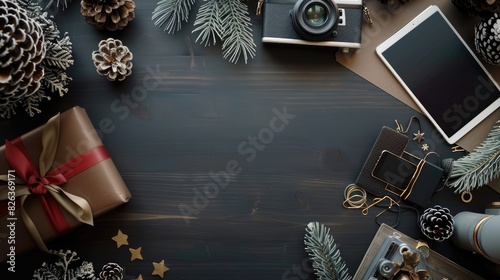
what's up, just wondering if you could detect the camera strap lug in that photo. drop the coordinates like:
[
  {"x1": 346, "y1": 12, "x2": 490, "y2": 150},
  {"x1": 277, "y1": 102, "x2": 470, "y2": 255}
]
[{"x1": 256, "y1": 0, "x2": 264, "y2": 16}]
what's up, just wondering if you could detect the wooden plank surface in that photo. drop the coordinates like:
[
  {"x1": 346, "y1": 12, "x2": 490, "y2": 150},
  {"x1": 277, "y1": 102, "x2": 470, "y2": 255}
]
[{"x1": 1, "y1": 1, "x2": 500, "y2": 279}]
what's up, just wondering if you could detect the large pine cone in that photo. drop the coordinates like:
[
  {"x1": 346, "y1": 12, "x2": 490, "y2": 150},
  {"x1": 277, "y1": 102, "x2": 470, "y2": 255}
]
[
  {"x1": 92, "y1": 38, "x2": 133, "y2": 81},
  {"x1": 475, "y1": 13, "x2": 500, "y2": 65},
  {"x1": 452, "y1": 0, "x2": 500, "y2": 17},
  {"x1": 99, "y1": 262, "x2": 123, "y2": 280},
  {"x1": 0, "y1": 0, "x2": 45, "y2": 101},
  {"x1": 419, "y1": 205, "x2": 454, "y2": 242},
  {"x1": 81, "y1": 0, "x2": 135, "y2": 31}
]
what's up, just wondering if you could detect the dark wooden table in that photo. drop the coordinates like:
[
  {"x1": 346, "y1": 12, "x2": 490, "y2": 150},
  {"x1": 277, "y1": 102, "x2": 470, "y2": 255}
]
[{"x1": 2, "y1": 1, "x2": 500, "y2": 279}]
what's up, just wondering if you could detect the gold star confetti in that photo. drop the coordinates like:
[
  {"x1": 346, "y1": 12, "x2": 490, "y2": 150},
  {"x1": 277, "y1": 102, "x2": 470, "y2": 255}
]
[
  {"x1": 111, "y1": 229, "x2": 129, "y2": 248},
  {"x1": 129, "y1": 247, "x2": 143, "y2": 261},
  {"x1": 152, "y1": 260, "x2": 170, "y2": 278},
  {"x1": 133, "y1": 274, "x2": 144, "y2": 280},
  {"x1": 413, "y1": 130, "x2": 425, "y2": 143},
  {"x1": 421, "y1": 143, "x2": 429, "y2": 151}
]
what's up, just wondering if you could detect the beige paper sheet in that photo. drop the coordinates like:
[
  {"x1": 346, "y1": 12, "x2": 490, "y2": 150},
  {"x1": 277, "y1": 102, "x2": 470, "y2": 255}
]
[{"x1": 336, "y1": 0, "x2": 500, "y2": 191}]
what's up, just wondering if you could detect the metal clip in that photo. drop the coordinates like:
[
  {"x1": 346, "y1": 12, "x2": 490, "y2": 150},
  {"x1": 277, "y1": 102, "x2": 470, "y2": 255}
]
[
  {"x1": 256, "y1": 0, "x2": 264, "y2": 16},
  {"x1": 451, "y1": 145, "x2": 466, "y2": 153},
  {"x1": 362, "y1": 2, "x2": 372, "y2": 24},
  {"x1": 362, "y1": 196, "x2": 399, "y2": 216}
]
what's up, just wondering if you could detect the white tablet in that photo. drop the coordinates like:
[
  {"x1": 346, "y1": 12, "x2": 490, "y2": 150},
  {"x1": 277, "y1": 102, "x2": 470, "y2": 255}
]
[{"x1": 376, "y1": 5, "x2": 500, "y2": 144}]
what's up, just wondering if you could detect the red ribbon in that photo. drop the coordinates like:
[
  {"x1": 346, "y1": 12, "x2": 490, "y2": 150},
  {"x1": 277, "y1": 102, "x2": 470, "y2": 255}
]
[{"x1": 2, "y1": 137, "x2": 110, "y2": 234}]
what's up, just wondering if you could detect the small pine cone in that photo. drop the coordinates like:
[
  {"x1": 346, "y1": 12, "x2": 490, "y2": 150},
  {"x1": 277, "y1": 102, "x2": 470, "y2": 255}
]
[
  {"x1": 452, "y1": 0, "x2": 500, "y2": 17},
  {"x1": 81, "y1": 0, "x2": 135, "y2": 31},
  {"x1": 419, "y1": 205, "x2": 454, "y2": 242},
  {"x1": 99, "y1": 262, "x2": 123, "y2": 280},
  {"x1": 92, "y1": 38, "x2": 133, "y2": 81},
  {"x1": 0, "y1": 0, "x2": 45, "y2": 100},
  {"x1": 475, "y1": 13, "x2": 500, "y2": 65}
]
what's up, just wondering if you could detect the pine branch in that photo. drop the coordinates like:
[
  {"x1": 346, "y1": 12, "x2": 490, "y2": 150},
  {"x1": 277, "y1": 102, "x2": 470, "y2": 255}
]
[
  {"x1": 445, "y1": 120, "x2": 500, "y2": 193},
  {"x1": 0, "y1": 101, "x2": 17, "y2": 119},
  {"x1": 192, "y1": 0, "x2": 224, "y2": 46},
  {"x1": 43, "y1": 0, "x2": 71, "y2": 10},
  {"x1": 304, "y1": 222, "x2": 352, "y2": 280},
  {"x1": 220, "y1": 0, "x2": 255, "y2": 63},
  {"x1": 42, "y1": 71, "x2": 71, "y2": 96},
  {"x1": 24, "y1": 91, "x2": 48, "y2": 116},
  {"x1": 152, "y1": 0, "x2": 196, "y2": 34},
  {"x1": 32, "y1": 250, "x2": 97, "y2": 280},
  {"x1": 44, "y1": 36, "x2": 74, "y2": 70}
]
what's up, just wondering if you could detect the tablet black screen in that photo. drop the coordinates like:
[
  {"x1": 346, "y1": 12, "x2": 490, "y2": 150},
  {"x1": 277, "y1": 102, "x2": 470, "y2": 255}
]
[{"x1": 380, "y1": 12, "x2": 500, "y2": 138}]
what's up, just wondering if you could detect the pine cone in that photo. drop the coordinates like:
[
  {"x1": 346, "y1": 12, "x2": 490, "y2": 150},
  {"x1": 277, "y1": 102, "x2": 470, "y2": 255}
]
[
  {"x1": 419, "y1": 205, "x2": 454, "y2": 242},
  {"x1": 92, "y1": 38, "x2": 133, "y2": 81},
  {"x1": 99, "y1": 262, "x2": 123, "y2": 280},
  {"x1": 81, "y1": 0, "x2": 135, "y2": 31},
  {"x1": 475, "y1": 13, "x2": 500, "y2": 65},
  {"x1": 0, "y1": 0, "x2": 45, "y2": 101},
  {"x1": 452, "y1": 0, "x2": 500, "y2": 17}
]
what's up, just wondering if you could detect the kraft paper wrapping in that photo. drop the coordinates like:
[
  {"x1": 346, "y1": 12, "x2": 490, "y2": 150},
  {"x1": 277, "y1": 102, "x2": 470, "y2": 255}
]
[
  {"x1": 336, "y1": 0, "x2": 500, "y2": 191},
  {"x1": 0, "y1": 107, "x2": 132, "y2": 261}
]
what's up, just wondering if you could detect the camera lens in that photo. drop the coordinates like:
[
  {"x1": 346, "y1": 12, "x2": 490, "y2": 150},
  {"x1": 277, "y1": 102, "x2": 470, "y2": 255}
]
[
  {"x1": 291, "y1": 0, "x2": 339, "y2": 41},
  {"x1": 305, "y1": 4, "x2": 327, "y2": 26}
]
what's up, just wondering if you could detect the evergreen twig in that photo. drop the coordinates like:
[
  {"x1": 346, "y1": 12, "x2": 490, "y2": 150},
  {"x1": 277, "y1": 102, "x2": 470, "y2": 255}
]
[
  {"x1": 444, "y1": 120, "x2": 500, "y2": 193},
  {"x1": 304, "y1": 222, "x2": 352, "y2": 280},
  {"x1": 152, "y1": 0, "x2": 196, "y2": 34},
  {"x1": 220, "y1": 0, "x2": 255, "y2": 64},
  {"x1": 192, "y1": 0, "x2": 224, "y2": 46}
]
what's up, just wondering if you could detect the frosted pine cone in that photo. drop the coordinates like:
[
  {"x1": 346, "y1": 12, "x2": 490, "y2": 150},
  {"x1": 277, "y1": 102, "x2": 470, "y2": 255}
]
[
  {"x1": 99, "y1": 263, "x2": 123, "y2": 280},
  {"x1": 419, "y1": 205, "x2": 454, "y2": 242},
  {"x1": 475, "y1": 13, "x2": 500, "y2": 65},
  {"x1": 0, "y1": 0, "x2": 45, "y2": 102},
  {"x1": 81, "y1": 0, "x2": 135, "y2": 31},
  {"x1": 452, "y1": 0, "x2": 500, "y2": 16},
  {"x1": 92, "y1": 38, "x2": 133, "y2": 81}
]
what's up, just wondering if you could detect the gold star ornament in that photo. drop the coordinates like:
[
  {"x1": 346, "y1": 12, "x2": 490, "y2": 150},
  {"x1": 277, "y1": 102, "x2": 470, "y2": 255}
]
[
  {"x1": 129, "y1": 247, "x2": 143, "y2": 261},
  {"x1": 133, "y1": 274, "x2": 144, "y2": 280},
  {"x1": 413, "y1": 130, "x2": 425, "y2": 143},
  {"x1": 111, "y1": 229, "x2": 129, "y2": 248},
  {"x1": 421, "y1": 143, "x2": 429, "y2": 151},
  {"x1": 152, "y1": 260, "x2": 170, "y2": 278}
]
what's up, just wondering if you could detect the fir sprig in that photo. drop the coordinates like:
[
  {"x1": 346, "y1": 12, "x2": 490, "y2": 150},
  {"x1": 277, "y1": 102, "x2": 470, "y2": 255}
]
[
  {"x1": 444, "y1": 120, "x2": 500, "y2": 193},
  {"x1": 220, "y1": 0, "x2": 255, "y2": 63},
  {"x1": 153, "y1": 0, "x2": 256, "y2": 63},
  {"x1": 44, "y1": 36, "x2": 74, "y2": 70},
  {"x1": 304, "y1": 222, "x2": 352, "y2": 280},
  {"x1": 192, "y1": 0, "x2": 224, "y2": 46},
  {"x1": 32, "y1": 249, "x2": 97, "y2": 280},
  {"x1": 43, "y1": 0, "x2": 71, "y2": 10},
  {"x1": 152, "y1": 0, "x2": 196, "y2": 34}
]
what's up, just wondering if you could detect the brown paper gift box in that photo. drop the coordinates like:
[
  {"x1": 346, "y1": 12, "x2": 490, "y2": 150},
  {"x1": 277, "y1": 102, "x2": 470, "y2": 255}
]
[{"x1": 0, "y1": 106, "x2": 131, "y2": 262}]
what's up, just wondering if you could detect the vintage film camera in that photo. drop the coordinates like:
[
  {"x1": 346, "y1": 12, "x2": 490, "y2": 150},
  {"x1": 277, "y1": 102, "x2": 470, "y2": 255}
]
[
  {"x1": 261, "y1": 0, "x2": 363, "y2": 52},
  {"x1": 362, "y1": 234, "x2": 430, "y2": 280}
]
